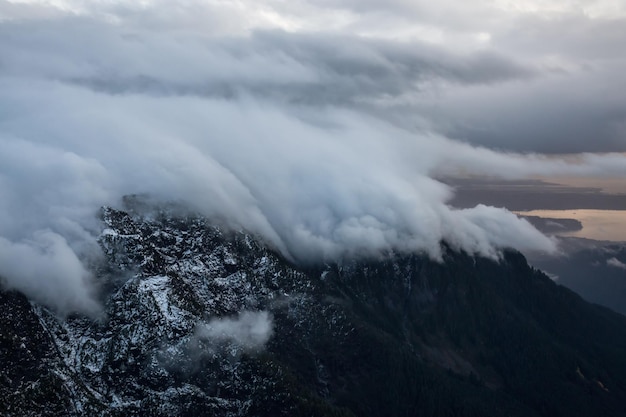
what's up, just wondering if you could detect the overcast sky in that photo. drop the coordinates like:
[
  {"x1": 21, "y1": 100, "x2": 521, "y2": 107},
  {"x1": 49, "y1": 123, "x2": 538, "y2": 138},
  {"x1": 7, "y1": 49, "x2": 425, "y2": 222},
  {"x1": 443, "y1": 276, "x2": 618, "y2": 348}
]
[
  {"x1": 1, "y1": 0, "x2": 625, "y2": 313},
  {"x1": 3, "y1": 0, "x2": 626, "y2": 152}
]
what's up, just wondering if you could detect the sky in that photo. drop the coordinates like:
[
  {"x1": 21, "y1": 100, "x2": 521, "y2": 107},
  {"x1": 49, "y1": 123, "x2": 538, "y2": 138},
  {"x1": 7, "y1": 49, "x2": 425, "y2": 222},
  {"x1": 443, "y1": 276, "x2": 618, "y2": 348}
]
[{"x1": 1, "y1": 0, "x2": 625, "y2": 314}]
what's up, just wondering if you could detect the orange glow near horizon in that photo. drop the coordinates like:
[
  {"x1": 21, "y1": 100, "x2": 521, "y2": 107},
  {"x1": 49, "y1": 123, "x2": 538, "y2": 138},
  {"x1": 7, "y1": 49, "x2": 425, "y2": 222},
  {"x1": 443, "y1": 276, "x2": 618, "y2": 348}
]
[{"x1": 516, "y1": 209, "x2": 626, "y2": 242}]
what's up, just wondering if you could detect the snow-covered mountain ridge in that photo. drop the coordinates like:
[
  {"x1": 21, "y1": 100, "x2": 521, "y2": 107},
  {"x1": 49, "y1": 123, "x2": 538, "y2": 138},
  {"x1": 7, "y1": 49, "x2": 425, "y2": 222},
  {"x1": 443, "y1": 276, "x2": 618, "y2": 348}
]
[{"x1": 2, "y1": 198, "x2": 626, "y2": 416}]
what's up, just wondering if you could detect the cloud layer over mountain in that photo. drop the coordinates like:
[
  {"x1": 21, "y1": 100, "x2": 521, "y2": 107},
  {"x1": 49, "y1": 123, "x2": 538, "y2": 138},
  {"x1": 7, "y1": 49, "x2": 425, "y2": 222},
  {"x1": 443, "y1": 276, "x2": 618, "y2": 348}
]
[{"x1": 1, "y1": 1, "x2": 625, "y2": 314}]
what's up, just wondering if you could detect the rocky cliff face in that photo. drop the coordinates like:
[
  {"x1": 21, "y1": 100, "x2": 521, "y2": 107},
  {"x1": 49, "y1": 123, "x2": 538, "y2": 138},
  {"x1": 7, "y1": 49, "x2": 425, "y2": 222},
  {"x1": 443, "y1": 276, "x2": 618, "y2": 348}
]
[{"x1": 2, "y1": 199, "x2": 626, "y2": 416}]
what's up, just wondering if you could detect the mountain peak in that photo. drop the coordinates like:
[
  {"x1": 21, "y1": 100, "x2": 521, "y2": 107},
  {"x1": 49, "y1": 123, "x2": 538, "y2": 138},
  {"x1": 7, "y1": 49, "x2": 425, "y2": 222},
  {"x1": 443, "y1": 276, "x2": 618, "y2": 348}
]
[{"x1": 1, "y1": 203, "x2": 625, "y2": 416}]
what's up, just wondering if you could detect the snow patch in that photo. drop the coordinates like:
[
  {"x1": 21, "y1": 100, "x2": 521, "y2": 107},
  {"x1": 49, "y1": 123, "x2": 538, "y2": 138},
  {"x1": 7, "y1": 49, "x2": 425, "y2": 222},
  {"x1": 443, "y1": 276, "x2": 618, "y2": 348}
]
[{"x1": 138, "y1": 276, "x2": 187, "y2": 324}]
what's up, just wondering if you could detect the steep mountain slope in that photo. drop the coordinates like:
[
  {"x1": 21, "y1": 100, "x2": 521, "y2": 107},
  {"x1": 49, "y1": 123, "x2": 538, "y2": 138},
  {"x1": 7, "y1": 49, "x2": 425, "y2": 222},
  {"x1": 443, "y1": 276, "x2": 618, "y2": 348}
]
[
  {"x1": 1, "y1": 199, "x2": 626, "y2": 416},
  {"x1": 527, "y1": 237, "x2": 626, "y2": 315}
]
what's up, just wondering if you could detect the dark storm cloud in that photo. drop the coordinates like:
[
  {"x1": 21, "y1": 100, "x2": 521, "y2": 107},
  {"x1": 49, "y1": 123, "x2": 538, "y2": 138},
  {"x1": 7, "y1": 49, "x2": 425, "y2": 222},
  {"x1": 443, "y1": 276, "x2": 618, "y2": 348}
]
[
  {"x1": 4, "y1": 1, "x2": 626, "y2": 154},
  {"x1": 0, "y1": 21, "x2": 534, "y2": 104},
  {"x1": 279, "y1": 1, "x2": 626, "y2": 153},
  {"x1": 410, "y1": 64, "x2": 626, "y2": 153}
]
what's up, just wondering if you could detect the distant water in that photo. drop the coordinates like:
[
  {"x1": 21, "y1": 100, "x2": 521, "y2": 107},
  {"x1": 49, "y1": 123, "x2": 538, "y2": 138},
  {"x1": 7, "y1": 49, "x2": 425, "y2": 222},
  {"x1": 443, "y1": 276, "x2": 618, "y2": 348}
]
[{"x1": 515, "y1": 209, "x2": 626, "y2": 242}]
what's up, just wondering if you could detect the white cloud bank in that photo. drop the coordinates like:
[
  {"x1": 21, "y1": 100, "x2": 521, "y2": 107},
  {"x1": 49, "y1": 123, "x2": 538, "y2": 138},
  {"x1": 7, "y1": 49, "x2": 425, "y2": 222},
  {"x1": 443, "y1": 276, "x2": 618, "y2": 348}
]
[
  {"x1": 196, "y1": 311, "x2": 274, "y2": 352},
  {"x1": 0, "y1": 231, "x2": 100, "y2": 315},
  {"x1": 0, "y1": 7, "x2": 625, "y2": 314}
]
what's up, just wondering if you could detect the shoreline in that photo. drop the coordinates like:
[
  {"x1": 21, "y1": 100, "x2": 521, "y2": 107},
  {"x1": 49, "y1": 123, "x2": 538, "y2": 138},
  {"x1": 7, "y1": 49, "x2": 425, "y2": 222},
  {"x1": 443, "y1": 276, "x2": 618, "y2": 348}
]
[{"x1": 514, "y1": 209, "x2": 626, "y2": 242}]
